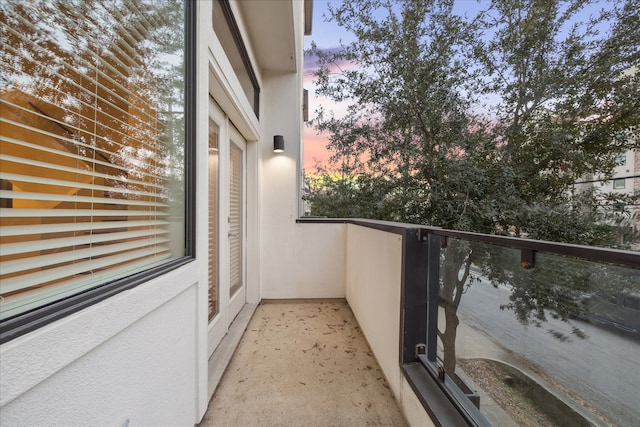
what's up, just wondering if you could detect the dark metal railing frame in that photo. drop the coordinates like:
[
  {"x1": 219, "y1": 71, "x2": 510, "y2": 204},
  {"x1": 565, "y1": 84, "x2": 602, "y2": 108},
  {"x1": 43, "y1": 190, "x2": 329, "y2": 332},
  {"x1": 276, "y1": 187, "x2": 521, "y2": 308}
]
[{"x1": 297, "y1": 217, "x2": 639, "y2": 426}]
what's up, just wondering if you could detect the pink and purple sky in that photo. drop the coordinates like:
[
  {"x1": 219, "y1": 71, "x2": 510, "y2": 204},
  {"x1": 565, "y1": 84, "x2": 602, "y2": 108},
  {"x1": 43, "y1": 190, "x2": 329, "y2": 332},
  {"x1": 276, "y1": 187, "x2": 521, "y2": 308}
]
[
  {"x1": 302, "y1": 0, "x2": 608, "y2": 174},
  {"x1": 302, "y1": 0, "x2": 485, "y2": 174},
  {"x1": 303, "y1": 1, "x2": 354, "y2": 174}
]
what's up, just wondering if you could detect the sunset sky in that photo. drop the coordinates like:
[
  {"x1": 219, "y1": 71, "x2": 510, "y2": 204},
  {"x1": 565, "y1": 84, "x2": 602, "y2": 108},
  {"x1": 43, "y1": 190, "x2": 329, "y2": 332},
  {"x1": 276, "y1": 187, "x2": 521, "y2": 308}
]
[
  {"x1": 303, "y1": 1, "x2": 354, "y2": 174},
  {"x1": 302, "y1": 1, "x2": 488, "y2": 174},
  {"x1": 302, "y1": 0, "x2": 483, "y2": 174},
  {"x1": 302, "y1": 0, "x2": 608, "y2": 174}
]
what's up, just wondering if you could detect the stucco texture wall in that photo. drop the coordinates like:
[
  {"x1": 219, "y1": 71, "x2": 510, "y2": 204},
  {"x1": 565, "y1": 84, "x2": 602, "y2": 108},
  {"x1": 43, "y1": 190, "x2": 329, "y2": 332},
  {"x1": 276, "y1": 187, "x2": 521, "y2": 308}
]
[
  {"x1": 344, "y1": 224, "x2": 435, "y2": 427},
  {"x1": 0, "y1": 270, "x2": 201, "y2": 426}
]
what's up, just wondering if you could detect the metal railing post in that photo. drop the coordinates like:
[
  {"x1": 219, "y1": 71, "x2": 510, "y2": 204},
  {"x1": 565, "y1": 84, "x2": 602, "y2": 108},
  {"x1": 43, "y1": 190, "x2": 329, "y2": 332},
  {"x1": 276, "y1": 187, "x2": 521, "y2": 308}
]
[
  {"x1": 400, "y1": 229, "x2": 429, "y2": 364},
  {"x1": 426, "y1": 233, "x2": 440, "y2": 362}
]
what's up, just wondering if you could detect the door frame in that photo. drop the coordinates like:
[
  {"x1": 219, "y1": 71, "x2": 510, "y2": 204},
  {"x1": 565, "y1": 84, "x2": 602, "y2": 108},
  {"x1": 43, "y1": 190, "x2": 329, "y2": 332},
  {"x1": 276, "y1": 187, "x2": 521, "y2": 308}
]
[
  {"x1": 227, "y1": 126, "x2": 247, "y2": 324},
  {"x1": 207, "y1": 98, "x2": 247, "y2": 357}
]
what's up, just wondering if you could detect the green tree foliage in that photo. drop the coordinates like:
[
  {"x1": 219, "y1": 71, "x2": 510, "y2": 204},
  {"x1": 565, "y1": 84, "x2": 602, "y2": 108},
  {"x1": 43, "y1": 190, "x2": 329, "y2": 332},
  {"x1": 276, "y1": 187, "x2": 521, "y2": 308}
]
[
  {"x1": 305, "y1": 169, "x2": 398, "y2": 219},
  {"x1": 307, "y1": 0, "x2": 640, "y2": 374}
]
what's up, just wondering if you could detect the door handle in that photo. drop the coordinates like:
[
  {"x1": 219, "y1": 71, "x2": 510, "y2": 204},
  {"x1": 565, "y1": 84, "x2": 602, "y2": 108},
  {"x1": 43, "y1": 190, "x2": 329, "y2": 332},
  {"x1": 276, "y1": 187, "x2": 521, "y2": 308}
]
[{"x1": 228, "y1": 231, "x2": 239, "y2": 237}]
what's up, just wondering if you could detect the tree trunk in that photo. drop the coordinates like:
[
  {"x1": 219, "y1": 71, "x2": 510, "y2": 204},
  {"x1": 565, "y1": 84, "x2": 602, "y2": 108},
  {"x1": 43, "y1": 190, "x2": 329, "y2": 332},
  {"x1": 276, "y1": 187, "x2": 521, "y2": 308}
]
[
  {"x1": 438, "y1": 243, "x2": 472, "y2": 376},
  {"x1": 441, "y1": 299, "x2": 459, "y2": 375}
]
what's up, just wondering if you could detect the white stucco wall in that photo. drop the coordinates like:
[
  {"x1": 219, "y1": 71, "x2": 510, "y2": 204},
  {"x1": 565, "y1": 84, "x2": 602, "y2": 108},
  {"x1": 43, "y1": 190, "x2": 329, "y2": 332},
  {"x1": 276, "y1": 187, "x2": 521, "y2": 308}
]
[
  {"x1": 256, "y1": 0, "x2": 346, "y2": 300},
  {"x1": 293, "y1": 223, "x2": 347, "y2": 298},
  {"x1": 259, "y1": 72, "x2": 304, "y2": 299},
  {"x1": 344, "y1": 224, "x2": 434, "y2": 427},
  {"x1": 256, "y1": 0, "x2": 348, "y2": 300},
  {"x1": 260, "y1": 220, "x2": 347, "y2": 299},
  {"x1": 345, "y1": 224, "x2": 404, "y2": 395},
  {"x1": 0, "y1": 264, "x2": 203, "y2": 426}
]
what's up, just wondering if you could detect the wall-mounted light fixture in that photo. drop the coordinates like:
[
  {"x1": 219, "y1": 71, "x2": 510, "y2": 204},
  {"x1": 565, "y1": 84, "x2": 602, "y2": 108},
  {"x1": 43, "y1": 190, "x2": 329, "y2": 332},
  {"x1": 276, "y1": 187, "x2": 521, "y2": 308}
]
[
  {"x1": 273, "y1": 135, "x2": 284, "y2": 153},
  {"x1": 303, "y1": 89, "x2": 309, "y2": 122}
]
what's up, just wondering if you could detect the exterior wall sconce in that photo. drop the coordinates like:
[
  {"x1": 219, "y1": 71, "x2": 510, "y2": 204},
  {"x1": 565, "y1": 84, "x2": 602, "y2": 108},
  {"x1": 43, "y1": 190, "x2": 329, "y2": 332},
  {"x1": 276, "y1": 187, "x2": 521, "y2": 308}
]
[
  {"x1": 303, "y1": 89, "x2": 309, "y2": 122},
  {"x1": 273, "y1": 135, "x2": 284, "y2": 153}
]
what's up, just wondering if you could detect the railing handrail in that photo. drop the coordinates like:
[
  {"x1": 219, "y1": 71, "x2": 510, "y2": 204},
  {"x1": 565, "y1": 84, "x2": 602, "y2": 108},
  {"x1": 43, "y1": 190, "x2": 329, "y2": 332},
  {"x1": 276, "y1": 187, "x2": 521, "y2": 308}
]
[{"x1": 297, "y1": 217, "x2": 640, "y2": 268}]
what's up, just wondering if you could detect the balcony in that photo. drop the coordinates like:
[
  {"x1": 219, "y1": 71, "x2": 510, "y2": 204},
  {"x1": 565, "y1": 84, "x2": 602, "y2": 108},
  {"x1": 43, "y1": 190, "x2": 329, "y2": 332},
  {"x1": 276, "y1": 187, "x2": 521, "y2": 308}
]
[
  {"x1": 199, "y1": 300, "x2": 408, "y2": 426},
  {"x1": 200, "y1": 219, "x2": 639, "y2": 426}
]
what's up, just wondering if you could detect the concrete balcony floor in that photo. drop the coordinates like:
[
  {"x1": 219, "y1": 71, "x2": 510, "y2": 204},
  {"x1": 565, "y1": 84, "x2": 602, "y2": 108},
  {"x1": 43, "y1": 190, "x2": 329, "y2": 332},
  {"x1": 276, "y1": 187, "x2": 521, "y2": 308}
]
[{"x1": 198, "y1": 300, "x2": 408, "y2": 426}]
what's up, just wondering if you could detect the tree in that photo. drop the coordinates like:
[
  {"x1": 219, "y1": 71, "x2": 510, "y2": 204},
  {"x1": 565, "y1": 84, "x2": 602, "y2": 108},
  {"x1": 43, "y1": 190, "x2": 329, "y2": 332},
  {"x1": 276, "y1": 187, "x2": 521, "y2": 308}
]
[
  {"x1": 305, "y1": 166, "x2": 398, "y2": 219},
  {"x1": 308, "y1": 0, "x2": 640, "y2": 375}
]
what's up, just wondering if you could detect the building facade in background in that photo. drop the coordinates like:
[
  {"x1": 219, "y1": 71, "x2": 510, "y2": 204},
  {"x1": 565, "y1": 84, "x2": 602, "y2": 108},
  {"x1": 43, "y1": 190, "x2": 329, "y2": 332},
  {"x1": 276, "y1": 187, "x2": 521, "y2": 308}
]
[{"x1": 575, "y1": 147, "x2": 640, "y2": 247}]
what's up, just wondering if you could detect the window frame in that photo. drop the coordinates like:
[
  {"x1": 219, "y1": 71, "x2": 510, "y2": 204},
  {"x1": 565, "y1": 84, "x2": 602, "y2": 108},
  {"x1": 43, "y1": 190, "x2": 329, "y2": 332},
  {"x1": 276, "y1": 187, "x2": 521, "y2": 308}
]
[
  {"x1": 613, "y1": 178, "x2": 626, "y2": 189},
  {"x1": 215, "y1": 0, "x2": 260, "y2": 118},
  {"x1": 0, "y1": 0, "x2": 197, "y2": 345}
]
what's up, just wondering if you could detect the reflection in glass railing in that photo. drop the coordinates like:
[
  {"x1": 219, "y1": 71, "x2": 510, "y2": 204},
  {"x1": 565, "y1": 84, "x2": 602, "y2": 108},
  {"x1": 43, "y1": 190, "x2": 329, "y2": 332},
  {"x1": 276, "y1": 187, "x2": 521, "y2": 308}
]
[{"x1": 437, "y1": 237, "x2": 640, "y2": 426}]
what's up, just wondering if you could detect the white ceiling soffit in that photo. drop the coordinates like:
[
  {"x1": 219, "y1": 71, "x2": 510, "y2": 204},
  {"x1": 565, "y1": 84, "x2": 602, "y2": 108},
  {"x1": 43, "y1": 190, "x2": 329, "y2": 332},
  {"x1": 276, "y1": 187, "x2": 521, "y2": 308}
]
[{"x1": 238, "y1": 0, "x2": 296, "y2": 74}]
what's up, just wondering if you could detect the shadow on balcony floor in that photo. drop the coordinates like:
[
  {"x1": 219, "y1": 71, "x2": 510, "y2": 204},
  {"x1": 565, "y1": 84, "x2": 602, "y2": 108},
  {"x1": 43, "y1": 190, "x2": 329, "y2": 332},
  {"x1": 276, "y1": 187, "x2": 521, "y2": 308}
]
[{"x1": 199, "y1": 300, "x2": 408, "y2": 427}]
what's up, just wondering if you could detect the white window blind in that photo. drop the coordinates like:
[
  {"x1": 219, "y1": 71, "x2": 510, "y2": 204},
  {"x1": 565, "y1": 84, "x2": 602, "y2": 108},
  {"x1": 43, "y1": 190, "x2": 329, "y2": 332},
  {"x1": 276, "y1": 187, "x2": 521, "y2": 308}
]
[
  {"x1": 208, "y1": 118, "x2": 219, "y2": 321},
  {"x1": 0, "y1": 0, "x2": 186, "y2": 320},
  {"x1": 228, "y1": 143, "x2": 243, "y2": 297}
]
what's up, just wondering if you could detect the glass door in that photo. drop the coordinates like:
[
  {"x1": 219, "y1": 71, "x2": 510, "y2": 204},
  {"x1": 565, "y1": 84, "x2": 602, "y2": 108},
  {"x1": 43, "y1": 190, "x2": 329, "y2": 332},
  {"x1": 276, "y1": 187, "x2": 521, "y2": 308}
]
[
  {"x1": 227, "y1": 128, "x2": 246, "y2": 322},
  {"x1": 207, "y1": 99, "x2": 247, "y2": 357},
  {"x1": 207, "y1": 99, "x2": 224, "y2": 357}
]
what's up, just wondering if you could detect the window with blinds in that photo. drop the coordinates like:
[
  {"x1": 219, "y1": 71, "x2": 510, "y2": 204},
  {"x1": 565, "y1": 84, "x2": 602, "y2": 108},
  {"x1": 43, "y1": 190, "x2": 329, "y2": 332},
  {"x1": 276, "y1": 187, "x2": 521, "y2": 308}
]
[{"x1": 0, "y1": 0, "x2": 188, "y2": 321}]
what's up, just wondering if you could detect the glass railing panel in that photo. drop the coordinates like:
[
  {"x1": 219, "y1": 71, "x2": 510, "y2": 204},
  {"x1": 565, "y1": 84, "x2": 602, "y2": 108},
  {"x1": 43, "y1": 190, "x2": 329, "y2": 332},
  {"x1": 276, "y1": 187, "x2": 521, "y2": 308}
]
[{"x1": 437, "y1": 237, "x2": 640, "y2": 426}]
